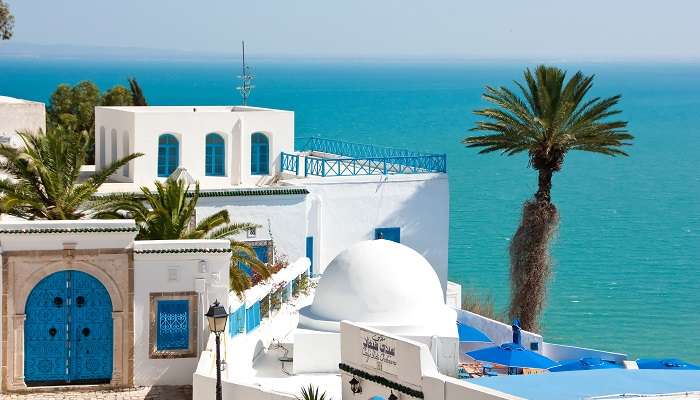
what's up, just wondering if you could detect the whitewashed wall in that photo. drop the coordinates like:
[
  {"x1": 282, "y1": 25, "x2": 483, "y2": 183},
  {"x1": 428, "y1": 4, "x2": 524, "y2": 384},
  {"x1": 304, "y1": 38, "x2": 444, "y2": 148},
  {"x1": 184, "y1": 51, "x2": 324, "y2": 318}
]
[
  {"x1": 0, "y1": 97, "x2": 45, "y2": 138},
  {"x1": 0, "y1": 98, "x2": 46, "y2": 183},
  {"x1": 288, "y1": 173, "x2": 450, "y2": 293},
  {"x1": 95, "y1": 108, "x2": 134, "y2": 181},
  {"x1": 95, "y1": 106, "x2": 294, "y2": 187},
  {"x1": 541, "y1": 342, "x2": 627, "y2": 363},
  {"x1": 196, "y1": 193, "x2": 308, "y2": 263},
  {"x1": 132, "y1": 240, "x2": 231, "y2": 386}
]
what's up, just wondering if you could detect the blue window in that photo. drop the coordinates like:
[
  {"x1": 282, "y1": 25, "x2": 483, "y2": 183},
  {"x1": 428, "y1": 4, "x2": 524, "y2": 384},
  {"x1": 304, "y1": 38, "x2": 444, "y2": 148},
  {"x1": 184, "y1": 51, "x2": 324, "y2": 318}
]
[
  {"x1": 228, "y1": 305, "x2": 246, "y2": 337},
  {"x1": 306, "y1": 236, "x2": 314, "y2": 276},
  {"x1": 375, "y1": 227, "x2": 400, "y2": 243},
  {"x1": 205, "y1": 133, "x2": 225, "y2": 176},
  {"x1": 246, "y1": 302, "x2": 261, "y2": 332},
  {"x1": 239, "y1": 244, "x2": 270, "y2": 277},
  {"x1": 251, "y1": 132, "x2": 269, "y2": 175},
  {"x1": 156, "y1": 300, "x2": 189, "y2": 350},
  {"x1": 158, "y1": 134, "x2": 179, "y2": 177}
]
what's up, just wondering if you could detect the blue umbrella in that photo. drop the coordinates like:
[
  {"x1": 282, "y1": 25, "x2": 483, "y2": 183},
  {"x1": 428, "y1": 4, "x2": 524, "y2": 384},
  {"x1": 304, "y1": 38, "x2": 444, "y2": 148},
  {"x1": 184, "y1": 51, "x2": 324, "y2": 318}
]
[
  {"x1": 467, "y1": 343, "x2": 558, "y2": 369},
  {"x1": 636, "y1": 358, "x2": 700, "y2": 370},
  {"x1": 457, "y1": 322, "x2": 492, "y2": 343},
  {"x1": 549, "y1": 357, "x2": 621, "y2": 372}
]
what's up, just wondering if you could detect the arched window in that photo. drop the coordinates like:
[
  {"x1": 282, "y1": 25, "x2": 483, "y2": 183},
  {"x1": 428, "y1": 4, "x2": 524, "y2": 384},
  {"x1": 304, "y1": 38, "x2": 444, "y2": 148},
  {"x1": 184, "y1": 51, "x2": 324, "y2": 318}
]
[
  {"x1": 251, "y1": 132, "x2": 269, "y2": 175},
  {"x1": 205, "y1": 133, "x2": 225, "y2": 176},
  {"x1": 158, "y1": 134, "x2": 179, "y2": 177}
]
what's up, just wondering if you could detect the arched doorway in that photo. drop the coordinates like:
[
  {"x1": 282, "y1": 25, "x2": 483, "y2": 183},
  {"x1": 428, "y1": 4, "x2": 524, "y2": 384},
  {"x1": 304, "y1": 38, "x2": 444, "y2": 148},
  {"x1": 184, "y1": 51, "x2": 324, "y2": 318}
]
[{"x1": 24, "y1": 270, "x2": 113, "y2": 386}]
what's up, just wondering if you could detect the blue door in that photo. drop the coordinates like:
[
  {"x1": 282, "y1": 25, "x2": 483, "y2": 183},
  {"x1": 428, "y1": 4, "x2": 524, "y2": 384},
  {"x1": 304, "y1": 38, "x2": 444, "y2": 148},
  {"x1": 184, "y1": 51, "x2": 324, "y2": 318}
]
[
  {"x1": 306, "y1": 236, "x2": 314, "y2": 276},
  {"x1": 25, "y1": 271, "x2": 113, "y2": 385}
]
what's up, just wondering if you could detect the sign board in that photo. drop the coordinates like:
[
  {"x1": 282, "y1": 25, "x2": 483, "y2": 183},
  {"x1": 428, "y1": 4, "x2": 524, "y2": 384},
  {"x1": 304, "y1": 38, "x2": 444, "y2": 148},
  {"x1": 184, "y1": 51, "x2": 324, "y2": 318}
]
[{"x1": 360, "y1": 329, "x2": 398, "y2": 375}]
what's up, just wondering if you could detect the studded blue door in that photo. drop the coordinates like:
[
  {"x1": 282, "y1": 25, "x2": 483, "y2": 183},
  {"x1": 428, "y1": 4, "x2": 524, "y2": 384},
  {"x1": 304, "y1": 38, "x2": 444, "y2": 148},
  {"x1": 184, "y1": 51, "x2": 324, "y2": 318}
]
[{"x1": 25, "y1": 271, "x2": 113, "y2": 385}]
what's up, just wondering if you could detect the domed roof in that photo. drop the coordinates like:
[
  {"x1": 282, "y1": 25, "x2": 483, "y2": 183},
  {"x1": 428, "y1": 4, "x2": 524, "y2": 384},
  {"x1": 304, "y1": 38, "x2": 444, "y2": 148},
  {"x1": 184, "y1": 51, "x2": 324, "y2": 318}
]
[{"x1": 299, "y1": 240, "x2": 452, "y2": 333}]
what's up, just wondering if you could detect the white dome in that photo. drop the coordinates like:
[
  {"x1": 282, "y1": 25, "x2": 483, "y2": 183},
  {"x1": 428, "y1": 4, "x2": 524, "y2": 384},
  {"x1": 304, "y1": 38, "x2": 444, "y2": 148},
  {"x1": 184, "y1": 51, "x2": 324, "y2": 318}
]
[{"x1": 299, "y1": 240, "x2": 455, "y2": 335}]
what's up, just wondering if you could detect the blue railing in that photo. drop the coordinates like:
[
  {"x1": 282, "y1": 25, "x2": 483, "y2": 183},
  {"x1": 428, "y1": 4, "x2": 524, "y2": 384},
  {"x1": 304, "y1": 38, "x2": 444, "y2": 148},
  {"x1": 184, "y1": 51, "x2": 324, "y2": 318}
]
[
  {"x1": 280, "y1": 152, "x2": 300, "y2": 175},
  {"x1": 296, "y1": 137, "x2": 435, "y2": 159},
  {"x1": 282, "y1": 137, "x2": 447, "y2": 177}
]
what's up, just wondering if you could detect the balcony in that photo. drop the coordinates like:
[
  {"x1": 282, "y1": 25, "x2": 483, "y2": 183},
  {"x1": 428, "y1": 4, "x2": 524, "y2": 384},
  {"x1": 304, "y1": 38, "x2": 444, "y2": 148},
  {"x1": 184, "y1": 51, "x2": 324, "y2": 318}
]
[{"x1": 280, "y1": 137, "x2": 447, "y2": 177}]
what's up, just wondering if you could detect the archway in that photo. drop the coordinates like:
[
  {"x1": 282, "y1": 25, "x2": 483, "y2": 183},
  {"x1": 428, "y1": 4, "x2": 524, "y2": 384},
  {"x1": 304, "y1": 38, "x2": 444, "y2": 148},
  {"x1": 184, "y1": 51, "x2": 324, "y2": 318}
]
[{"x1": 24, "y1": 270, "x2": 113, "y2": 386}]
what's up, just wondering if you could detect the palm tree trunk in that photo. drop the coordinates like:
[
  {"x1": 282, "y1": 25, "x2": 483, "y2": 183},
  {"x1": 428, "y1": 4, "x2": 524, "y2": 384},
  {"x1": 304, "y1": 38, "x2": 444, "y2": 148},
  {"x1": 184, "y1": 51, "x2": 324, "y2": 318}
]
[
  {"x1": 535, "y1": 168, "x2": 553, "y2": 203},
  {"x1": 508, "y1": 168, "x2": 559, "y2": 332}
]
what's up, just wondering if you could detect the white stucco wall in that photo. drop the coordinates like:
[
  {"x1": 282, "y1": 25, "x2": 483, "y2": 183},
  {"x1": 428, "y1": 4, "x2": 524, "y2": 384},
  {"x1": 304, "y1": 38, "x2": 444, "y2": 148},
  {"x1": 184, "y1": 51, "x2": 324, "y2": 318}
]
[
  {"x1": 132, "y1": 240, "x2": 231, "y2": 386},
  {"x1": 195, "y1": 192, "x2": 308, "y2": 263},
  {"x1": 0, "y1": 97, "x2": 46, "y2": 139},
  {"x1": 94, "y1": 106, "x2": 294, "y2": 187},
  {"x1": 287, "y1": 173, "x2": 450, "y2": 294},
  {"x1": 0, "y1": 97, "x2": 46, "y2": 183}
]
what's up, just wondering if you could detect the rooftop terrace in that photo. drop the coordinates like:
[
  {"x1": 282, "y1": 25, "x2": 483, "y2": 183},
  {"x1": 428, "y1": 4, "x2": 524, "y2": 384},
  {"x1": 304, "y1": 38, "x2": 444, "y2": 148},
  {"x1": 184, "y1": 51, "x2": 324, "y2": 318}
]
[{"x1": 281, "y1": 137, "x2": 447, "y2": 177}]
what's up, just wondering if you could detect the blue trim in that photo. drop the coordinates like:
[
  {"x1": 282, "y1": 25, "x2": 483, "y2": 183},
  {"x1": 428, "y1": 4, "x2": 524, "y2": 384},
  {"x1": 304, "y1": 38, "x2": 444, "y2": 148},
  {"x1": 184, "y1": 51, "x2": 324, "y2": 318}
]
[
  {"x1": 306, "y1": 236, "x2": 314, "y2": 276},
  {"x1": 246, "y1": 302, "x2": 261, "y2": 332},
  {"x1": 251, "y1": 133, "x2": 270, "y2": 175},
  {"x1": 280, "y1": 152, "x2": 300, "y2": 175},
  {"x1": 228, "y1": 304, "x2": 246, "y2": 337},
  {"x1": 375, "y1": 227, "x2": 400, "y2": 243},
  {"x1": 158, "y1": 134, "x2": 179, "y2": 177},
  {"x1": 294, "y1": 137, "x2": 446, "y2": 177},
  {"x1": 156, "y1": 299, "x2": 189, "y2": 350},
  {"x1": 205, "y1": 133, "x2": 226, "y2": 176}
]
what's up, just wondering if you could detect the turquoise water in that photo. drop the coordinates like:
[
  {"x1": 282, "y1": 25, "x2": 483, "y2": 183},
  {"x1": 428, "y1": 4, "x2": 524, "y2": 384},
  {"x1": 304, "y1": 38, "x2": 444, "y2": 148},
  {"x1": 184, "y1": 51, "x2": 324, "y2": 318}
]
[{"x1": 1, "y1": 59, "x2": 699, "y2": 362}]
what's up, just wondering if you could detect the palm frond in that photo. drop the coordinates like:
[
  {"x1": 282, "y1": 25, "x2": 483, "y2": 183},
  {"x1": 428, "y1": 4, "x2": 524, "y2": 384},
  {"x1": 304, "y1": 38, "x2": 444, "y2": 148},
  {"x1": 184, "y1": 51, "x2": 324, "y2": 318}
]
[{"x1": 465, "y1": 65, "x2": 633, "y2": 167}]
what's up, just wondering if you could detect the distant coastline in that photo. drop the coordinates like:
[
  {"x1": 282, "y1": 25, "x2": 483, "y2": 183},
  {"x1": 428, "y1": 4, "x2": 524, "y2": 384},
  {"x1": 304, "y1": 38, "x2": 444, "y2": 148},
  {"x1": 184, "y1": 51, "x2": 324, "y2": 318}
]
[{"x1": 3, "y1": 41, "x2": 700, "y2": 64}]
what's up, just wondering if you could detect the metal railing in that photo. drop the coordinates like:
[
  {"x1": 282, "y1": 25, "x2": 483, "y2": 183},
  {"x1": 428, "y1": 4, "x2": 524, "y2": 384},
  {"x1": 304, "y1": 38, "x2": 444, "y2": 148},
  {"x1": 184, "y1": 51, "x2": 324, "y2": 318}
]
[
  {"x1": 280, "y1": 152, "x2": 300, "y2": 175},
  {"x1": 280, "y1": 137, "x2": 447, "y2": 177}
]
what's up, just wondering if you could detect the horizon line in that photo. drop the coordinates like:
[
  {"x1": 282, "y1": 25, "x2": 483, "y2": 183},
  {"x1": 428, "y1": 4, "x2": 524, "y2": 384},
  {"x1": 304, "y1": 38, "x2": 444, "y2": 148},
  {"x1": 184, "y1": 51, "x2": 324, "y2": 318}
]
[{"x1": 2, "y1": 41, "x2": 700, "y2": 64}]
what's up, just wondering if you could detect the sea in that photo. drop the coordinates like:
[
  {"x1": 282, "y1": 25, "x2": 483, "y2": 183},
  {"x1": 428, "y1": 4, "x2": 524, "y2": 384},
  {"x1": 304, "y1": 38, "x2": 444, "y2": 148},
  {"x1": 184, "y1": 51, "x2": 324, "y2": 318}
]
[{"x1": 1, "y1": 57, "x2": 698, "y2": 362}]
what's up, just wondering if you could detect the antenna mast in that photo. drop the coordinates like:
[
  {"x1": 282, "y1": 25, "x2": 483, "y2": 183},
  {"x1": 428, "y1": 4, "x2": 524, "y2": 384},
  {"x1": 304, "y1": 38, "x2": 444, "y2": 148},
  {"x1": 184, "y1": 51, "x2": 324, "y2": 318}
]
[{"x1": 236, "y1": 41, "x2": 255, "y2": 106}]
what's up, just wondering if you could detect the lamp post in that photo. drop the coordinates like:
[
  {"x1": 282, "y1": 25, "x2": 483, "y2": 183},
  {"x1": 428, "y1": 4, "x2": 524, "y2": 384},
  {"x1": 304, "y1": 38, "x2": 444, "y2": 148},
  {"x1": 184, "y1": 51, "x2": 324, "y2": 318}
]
[{"x1": 205, "y1": 300, "x2": 228, "y2": 400}]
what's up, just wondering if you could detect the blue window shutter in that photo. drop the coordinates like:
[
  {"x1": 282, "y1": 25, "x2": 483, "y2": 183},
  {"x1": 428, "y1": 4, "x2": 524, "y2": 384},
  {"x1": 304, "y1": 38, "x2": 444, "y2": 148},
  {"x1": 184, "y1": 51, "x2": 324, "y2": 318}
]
[
  {"x1": 375, "y1": 227, "x2": 400, "y2": 243},
  {"x1": 156, "y1": 300, "x2": 189, "y2": 350},
  {"x1": 206, "y1": 133, "x2": 225, "y2": 176},
  {"x1": 246, "y1": 302, "x2": 261, "y2": 332},
  {"x1": 228, "y1": 305, "x2": 246, "y2": 337},
  {"x1": 251, "y1": 133, "x2": 269, "y2": 175},
  {"x1": 158, "y1": 134, "x2": 179, "y2": 177}
]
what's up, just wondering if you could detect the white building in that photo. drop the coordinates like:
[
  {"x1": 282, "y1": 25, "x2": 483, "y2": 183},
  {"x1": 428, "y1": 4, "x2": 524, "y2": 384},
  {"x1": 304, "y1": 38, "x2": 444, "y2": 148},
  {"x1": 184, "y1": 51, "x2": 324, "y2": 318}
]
[{"x1": 95, "y1": 105, "x2": 450, "y2": 292}]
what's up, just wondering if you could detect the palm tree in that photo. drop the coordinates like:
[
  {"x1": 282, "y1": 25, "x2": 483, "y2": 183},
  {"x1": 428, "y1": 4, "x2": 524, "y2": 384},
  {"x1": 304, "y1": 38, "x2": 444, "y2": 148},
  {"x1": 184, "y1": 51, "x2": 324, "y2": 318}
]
[
  {"x1": 95, "y1": 178, "x2": 271, "y2": 293},
  {"x1": 128, "y1": 77, "x2": 148, "y2": 106},
  {"x1": 464, "y1": 65, "x2": 633, "y2": 332},
  {"x1": 295, "y1": 385, "x2": 331, "y2": 400},
  {"x1": 0, "y1": 127, "x2": 141, "y2": 220}
]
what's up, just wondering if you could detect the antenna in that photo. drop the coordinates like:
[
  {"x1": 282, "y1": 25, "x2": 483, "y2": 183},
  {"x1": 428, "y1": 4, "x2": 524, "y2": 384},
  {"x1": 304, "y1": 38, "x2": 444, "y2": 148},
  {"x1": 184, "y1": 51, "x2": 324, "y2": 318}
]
[{"x1": 236, "y1": 41, "x2": 255, "y2": 106}]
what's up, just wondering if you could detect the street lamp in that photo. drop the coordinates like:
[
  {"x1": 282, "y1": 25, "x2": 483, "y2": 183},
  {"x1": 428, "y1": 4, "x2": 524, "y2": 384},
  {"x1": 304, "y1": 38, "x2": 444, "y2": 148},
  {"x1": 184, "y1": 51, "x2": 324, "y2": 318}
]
[
  {"x1": 349, "y1": 376, "x2": 362, "y2": 394},
  {"x1": 205, "y1": 300, "x2": 228, "y2": 400}
]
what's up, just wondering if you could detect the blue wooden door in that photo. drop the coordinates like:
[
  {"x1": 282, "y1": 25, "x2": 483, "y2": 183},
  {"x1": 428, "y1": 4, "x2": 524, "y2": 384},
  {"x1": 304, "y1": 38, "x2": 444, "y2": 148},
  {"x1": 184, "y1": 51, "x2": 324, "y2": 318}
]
[
  {"x1": 24, "y1": 272, "x2": 70, "y2": 384},
  {"x1": 25, "y1": 271, "x2": 113, "y2": 385},
  {"x1": 70, "y1": 271, "x2": 113, "y2": 383}
]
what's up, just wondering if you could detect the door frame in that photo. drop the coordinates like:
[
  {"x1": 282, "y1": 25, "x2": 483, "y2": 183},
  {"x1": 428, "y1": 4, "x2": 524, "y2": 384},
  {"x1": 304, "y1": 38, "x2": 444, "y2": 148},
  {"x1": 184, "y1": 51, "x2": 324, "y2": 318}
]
[{"x1": 1, "y1": 249, "x2": 133, "y2": 391}]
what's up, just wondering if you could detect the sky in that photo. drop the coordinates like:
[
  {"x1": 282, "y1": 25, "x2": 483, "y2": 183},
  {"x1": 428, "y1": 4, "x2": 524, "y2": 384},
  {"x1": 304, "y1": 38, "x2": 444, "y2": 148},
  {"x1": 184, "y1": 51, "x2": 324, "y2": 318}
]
[{"x1": 4, "y1": 0, "x2": 700, "y2": 61}]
